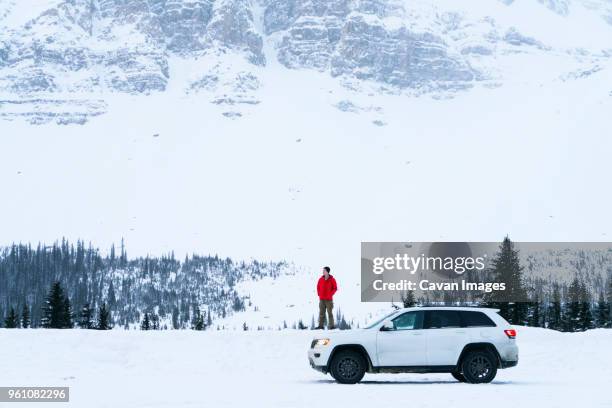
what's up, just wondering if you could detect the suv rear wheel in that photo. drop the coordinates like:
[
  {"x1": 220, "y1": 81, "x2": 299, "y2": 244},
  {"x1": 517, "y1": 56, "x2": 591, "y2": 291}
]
[
  {"x1": 329, "y1": 350, "x2": 367, "y2": 384},
  {"x1": 461, "y1": 351, "x2": 497, "y2": 383}
]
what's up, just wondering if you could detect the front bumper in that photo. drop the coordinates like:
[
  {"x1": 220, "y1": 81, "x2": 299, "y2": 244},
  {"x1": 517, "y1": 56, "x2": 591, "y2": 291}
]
[
  {"x1": 309, "y1": 357, "x2": 328, "y2": 373},
  {"x1": 308, "y1": 347, "x2": 330, "y2": 373}
]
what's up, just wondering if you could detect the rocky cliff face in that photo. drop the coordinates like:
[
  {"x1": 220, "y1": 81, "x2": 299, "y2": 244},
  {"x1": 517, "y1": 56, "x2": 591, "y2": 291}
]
[
  {"x1": 0, "y1": 0, "x2": 486, "y2": 98},
  {"x1": 267, "y1": 0, "x2": 476, "y2": 90},
  {"x1": 0, "y1": 0, "x2": 264, "y2": 96},
  {"x1": 0, "y1": 0, "x2": 610, "y2": 123},
  {"x1": 330, "y1": 14, "x2": 476, "y2": 90}
]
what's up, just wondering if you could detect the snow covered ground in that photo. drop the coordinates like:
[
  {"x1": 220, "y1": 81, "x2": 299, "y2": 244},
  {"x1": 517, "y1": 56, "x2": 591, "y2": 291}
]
[{"x1": 0, "y1": 326, "x2": 610, "y2": 408}]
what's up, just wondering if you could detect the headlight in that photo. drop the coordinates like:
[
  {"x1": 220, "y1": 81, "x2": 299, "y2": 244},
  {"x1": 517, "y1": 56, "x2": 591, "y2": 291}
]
[{"x1": 313, "y1": 338, "x2": 330, "y2": 347}]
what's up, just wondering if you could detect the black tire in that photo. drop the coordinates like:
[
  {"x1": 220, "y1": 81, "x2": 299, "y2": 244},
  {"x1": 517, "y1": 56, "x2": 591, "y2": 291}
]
[
  {"x1": 461, "y1": 351, "x2": 497, "y2": 384},
  {"x1": 451, "y1": 370, "x2": 467, "y2": 382},
  {"x1": 329, "y1": 350, "x2": 367, "y2": 384}
]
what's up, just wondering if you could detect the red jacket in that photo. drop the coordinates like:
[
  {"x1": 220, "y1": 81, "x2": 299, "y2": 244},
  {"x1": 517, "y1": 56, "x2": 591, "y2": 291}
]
[{"x1": 317, "y1": 275, "x2": 338, "y2": 300}]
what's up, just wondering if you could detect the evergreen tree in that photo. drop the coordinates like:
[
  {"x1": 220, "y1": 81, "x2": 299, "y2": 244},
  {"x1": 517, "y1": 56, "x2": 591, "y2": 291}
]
[
  {"x1": 201, "y1": 310, "x2": 207, "y2": 330},
  {"x1": 232, "y1": 296, "x2": 245, "y2": 312},
  {"x1": 180, "y1": 300, "x2": 190, "y2": 326},
  {"x1": 171, "y1": 307, "x2": 179, "y2": 329},
  {"x1": 242, "y1": 322, "x2": 248, "y2": 331},
  {"x1": 79, "y1": 303, "x2": 93, "y2": 329},
  {"x1": 528, "y1": 296, "x2": 541, "y2": 327},
  {"x1": 97, "y1": 303, "x2": 111, "y2": 330},
  {"x1": 578, "y1": 281, "x2": 593, "y2": 331},
  {"x1": 62, "y1": 297, "x2": 73, "y2": 328},
  {"x1": 335, "y1": 309, "x2": 350, "y2": 330},
  {"x1": 401, "y1": 290, "x2": 416, "y2": 308},
  {"x1": 21, "y1": 304, "x2": 30, "y2": 328},
  {"x1": 41, "y1": 282, "x2": 69, "y2": 328},
  {"x1": 192, "y1": 307, "x2": 204, "y2": 330},
  {"x1": 191, "y1": 307, "x2": 200, "y2": 329},
  {"x1": 548, "y1": 284, "x2": 563, "y2": 331},
  {"x1": 595, "y1": 292, "x2": 610, "y2": 328},
  {"x1": 496, "y1": 302, "x2": 511, "y2": 323},
  {"x1": 107, "y1": 281, "x2": 117, "y2": 308},
  {"x1": 141, "y1": 313, "x2": 151, "y2": 330},
  {"x1": 110, "y1": 243, "x2": 116, "y2": 267},
  {"x1": 483, "y1": 237, "x2": 528, "y2": 324},
  {"x1": 567, "y1": 276, "x2": 584, "y2": 331},
  {"x1": 4, "y1": 307, "x2": 18, "y2": 328},
  {"x1": 120, "y1": 237, "x2": 127, "y2": 267},
  {"x1": 151, "y1": 314, "x2": 159, "y2": 330},
  {"x1": 206, "y1": 309, "x2": 212, "y2": 328}
]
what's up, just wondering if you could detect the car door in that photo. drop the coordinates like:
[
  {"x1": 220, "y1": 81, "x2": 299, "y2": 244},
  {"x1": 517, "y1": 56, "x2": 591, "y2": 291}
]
[
  {"x1": 376, "y1": 311, "x2": 427, "y2": 366},
  {"x1": 423, "y1": 310, "x2": 466, "y2": 366}
]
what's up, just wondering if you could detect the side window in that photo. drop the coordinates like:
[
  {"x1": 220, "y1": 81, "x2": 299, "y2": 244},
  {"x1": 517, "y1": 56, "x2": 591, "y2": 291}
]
[
  {"x1": 423, "y1": 310, "x2": 461, "y2": 329},
  {"x1": 460, "y1": 311, "x2": 496, "y2": 327},
  {"x1": 392, "y1": 311, "x2": 423, "y2": 330}
]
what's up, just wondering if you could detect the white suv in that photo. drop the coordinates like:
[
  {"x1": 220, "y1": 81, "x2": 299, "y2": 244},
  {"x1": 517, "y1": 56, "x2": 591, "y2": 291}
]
[{"x1": 308, "y1": 307, "x2": 518, "y2": 384}]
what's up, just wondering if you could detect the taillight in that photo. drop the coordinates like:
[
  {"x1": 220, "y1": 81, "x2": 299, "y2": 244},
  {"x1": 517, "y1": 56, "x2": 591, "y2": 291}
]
[{"x1": 504, "y1": 329, "x2": 516, "y2": 339}]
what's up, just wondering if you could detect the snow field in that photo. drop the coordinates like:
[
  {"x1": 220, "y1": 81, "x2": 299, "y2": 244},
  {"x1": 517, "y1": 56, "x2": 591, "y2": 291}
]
[{"x1": 0, "y1": 326, "x2": 610, "y2": 408}]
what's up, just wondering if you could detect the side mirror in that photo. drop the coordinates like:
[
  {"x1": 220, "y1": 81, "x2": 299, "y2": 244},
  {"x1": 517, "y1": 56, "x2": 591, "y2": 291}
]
[{"x1": 380, "y1": 319, "x2": 395, "y2": 331}]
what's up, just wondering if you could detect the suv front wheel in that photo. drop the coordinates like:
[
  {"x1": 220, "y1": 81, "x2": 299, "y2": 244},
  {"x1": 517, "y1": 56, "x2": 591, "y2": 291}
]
[
  {"x1": 329, "y1": 350, "x2": 367, "y2": 384},
  {"x1": 460, "y1": 351, "x2": 498, "y2": 383}
]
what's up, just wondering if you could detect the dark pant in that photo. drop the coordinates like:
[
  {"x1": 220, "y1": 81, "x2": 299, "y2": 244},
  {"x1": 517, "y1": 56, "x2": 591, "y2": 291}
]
[{"x1": 318, "y1": 299, "x2": 334, "y2": 329}]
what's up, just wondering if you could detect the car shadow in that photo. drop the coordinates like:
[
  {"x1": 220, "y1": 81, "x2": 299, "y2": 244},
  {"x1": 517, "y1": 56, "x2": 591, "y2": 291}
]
[{"x1": 305, "y1": 379, "x2": 521, "y2": 385}]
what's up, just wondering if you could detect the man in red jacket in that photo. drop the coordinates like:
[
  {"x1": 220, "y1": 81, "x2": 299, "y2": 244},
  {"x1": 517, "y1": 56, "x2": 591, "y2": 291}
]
[{"x1": 317, "y1": 266, "x2": 338, "y2": 329}]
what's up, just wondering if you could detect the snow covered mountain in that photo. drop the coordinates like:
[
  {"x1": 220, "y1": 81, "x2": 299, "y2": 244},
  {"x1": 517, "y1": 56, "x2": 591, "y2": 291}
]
[{"x1": 1, "y1": 0, "x2": 611, "y2": 123}]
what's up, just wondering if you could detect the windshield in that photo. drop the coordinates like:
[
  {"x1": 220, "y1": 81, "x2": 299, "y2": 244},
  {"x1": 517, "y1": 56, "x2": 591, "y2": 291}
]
[{"x1": 364, "y1": 310, "x2": 399, "y2": 329}]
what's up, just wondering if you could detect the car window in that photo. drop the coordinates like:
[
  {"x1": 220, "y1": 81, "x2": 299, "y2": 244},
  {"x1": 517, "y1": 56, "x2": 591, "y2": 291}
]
[
  {"x1": 364, "y1": 310, "x2": 399, "y2": 329},
  {"x1": 460, "y1": 311, "x2": 496, "y2": 327},
  {"x1": 392, "y1": 311, "x2": 422, "y2": 330},
  {"x1": 423, "y1": 310, "x2": 461, "y2": 329}
]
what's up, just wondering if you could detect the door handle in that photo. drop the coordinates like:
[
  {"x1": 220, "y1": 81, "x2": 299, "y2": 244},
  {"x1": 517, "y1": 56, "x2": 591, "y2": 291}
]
[
  {"x1": 411, "y1": 332, "x2": 423, "y2": 335},
  {"x1": 455, "y1": 330, "x2": 466, "y2": 334}
]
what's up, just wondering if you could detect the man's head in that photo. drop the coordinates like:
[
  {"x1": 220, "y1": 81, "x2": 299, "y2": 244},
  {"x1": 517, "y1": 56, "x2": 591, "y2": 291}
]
[{"x1": 322, "y1": 266, "x2": 330, "y2": 278}]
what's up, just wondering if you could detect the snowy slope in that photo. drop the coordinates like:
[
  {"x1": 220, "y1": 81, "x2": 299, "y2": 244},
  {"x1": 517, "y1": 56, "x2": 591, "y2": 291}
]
[
  {"x1": 2, "y1": 59, "x2": 611, "y2": 291},
  {"x1": 218, "y1": 264, "x2": 391, "y2": 330},
  {"x1": 0, "y1": 326, "x2": 610, "y2": 408}
]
